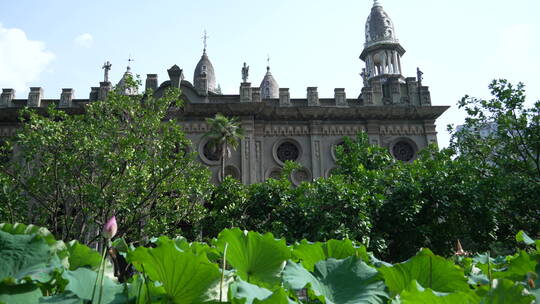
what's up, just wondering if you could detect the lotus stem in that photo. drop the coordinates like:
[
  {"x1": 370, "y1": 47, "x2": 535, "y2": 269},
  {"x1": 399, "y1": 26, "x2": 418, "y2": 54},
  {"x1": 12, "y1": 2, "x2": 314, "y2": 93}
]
[{"x1": 220, "y1": 242, "x2": 229, "y2": 302}]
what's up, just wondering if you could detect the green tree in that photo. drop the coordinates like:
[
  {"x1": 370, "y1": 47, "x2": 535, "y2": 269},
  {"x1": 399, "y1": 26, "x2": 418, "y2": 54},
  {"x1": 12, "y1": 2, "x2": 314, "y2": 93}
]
[
  {"x1": 451, "y1": 79, "x2": 540, "y2": 246},
  {"x1": 0, "y1": 78, "x2": 212, "y2": 244},
  {"x1": 203, "y1": 113, "x2": 244, "y2": 180}
]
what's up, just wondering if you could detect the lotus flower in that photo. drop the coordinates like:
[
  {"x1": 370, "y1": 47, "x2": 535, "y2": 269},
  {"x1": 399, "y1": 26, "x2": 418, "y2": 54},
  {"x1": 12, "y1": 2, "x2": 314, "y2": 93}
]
[{"x1": 103, "y1": 216, "x2": 117, "y2": 239}]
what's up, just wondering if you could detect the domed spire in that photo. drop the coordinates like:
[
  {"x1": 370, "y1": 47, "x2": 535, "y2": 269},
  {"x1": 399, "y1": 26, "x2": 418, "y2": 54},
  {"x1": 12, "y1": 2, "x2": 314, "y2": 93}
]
[
  {"x1": 365, "y1": 0, "x2": 396, "y2": 45},
  {"x1": 117, "y1": 58, "x2": 138, "y2": 95},
  {"x1": 260, "y1": 56, "x2": 279, "y2": 99},
  {"x1": 193, "y1": 30, "x2": 217, "y2": 94},
  {"x1": 360, "y1": 2, "x2": 406, "y2": 80}
]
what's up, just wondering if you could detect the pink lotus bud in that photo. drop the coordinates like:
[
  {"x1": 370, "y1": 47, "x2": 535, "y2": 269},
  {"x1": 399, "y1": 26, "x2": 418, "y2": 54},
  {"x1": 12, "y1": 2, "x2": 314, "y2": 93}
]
[{"x1": 103, "y1": 216, "x2": 117, "y2": 239}]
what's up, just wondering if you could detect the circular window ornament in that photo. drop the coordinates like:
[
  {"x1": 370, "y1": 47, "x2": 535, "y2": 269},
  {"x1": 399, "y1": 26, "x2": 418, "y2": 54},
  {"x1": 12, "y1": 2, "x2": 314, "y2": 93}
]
[
  {"x1": 292, "y1": 168, "x2": 312, "y2": 185},
  {"x1": 331, "y1": 140, "x2": 350, "y2": 162},
  {"x1": 198, "y1": 139, "x2": 221, "y2": 166},
  {"x1": 272, "y1": 139, "x2": 302, "y2": 166},
  {"x1": 218, "y1": 165, "x2": 241, "y2": 182},
  {"x1": 266, "y1": 167, "x2": 283, "y2": 180},
  {"x1": 277, "y1": 142, "x2": 299, "y2": 163},
  {"x1": 325, "y1": 167, "x2": 339, "y2": 178},
  {"x1": 392, "y1": 140, "x2": 415, "y2": 162}
]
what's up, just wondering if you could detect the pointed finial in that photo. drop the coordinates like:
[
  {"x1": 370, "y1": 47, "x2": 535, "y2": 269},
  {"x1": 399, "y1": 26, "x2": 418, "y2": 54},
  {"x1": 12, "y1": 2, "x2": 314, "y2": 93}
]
[
  {"x1": 202, "y1": 30, "x2": 209, "y2": 53},
  {"x1": 373, "y1": 0, "x2": 382, "y2": 6},
  {"x1": 127, "y1": 56, "x2": 134, "y2": 71},
  {"x1": 266, "y1": 54, "x2": 270, "y2": 71}
]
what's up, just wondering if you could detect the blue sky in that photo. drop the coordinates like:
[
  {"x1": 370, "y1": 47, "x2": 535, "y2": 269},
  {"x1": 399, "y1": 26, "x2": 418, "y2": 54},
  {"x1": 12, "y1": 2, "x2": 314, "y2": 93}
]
[{"x1": 0, "y1": 0, "x2": 538, "y2": 147}]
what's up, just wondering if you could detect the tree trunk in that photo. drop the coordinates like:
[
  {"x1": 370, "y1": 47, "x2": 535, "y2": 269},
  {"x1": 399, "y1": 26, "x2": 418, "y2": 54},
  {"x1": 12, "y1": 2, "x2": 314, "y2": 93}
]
[{"x1": 221, "y1": 143, "x2": 226, "y2": 182}]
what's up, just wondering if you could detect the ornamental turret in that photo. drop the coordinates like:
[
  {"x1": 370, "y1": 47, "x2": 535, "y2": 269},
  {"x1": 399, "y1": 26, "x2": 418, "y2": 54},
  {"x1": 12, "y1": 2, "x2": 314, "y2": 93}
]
[
  {"x1": 117, "y1": 65, "x2": 138, "y2": 96},
  {"x1": 260, "y1": 65, "x2": 279, "y2": 99},
  {"x1": 360, "y1": 0, "x2": 405, "y2": 81},
  {"x1": 193, "y1": 31, "x2": 217, "y2": 95}
]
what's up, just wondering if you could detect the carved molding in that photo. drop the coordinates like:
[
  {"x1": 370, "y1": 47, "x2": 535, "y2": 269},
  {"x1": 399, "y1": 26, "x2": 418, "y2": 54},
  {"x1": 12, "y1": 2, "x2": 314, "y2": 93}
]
[
  {"x1": 379, "y1": 124, "x2": 424, "y2": 136},
  {"x1": 261, "y1": 125, "x2": 310, "y2": 136},
  {"x1": 181, "y1": 122, "x2": 210, "y2": 133},
  {"x1": 0, "y1": 127, "x2": 18, "y2": 137},
  {"x1": 321, "y1": 125, "x2": 366, "y2": 136}
]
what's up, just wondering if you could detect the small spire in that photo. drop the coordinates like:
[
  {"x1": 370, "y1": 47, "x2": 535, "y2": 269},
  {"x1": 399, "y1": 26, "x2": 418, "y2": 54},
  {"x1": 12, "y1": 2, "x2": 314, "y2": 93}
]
[
  {"x1": 127, "y1": 56, "x2": 134, "y2": 72},
  {"x1": 202, "y1": 30, "x2": 209, "y2": 54},
  {"x1": 266, "y1": 54, "x2": 270, "y2": 71},
  {"x1": 373, "y1": 0, "x2": 382, "y2": 7}
]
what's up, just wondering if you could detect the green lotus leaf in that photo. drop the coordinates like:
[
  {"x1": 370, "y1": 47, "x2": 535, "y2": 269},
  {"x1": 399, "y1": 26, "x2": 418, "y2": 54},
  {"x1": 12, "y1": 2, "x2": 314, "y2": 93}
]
[
  {"x1": 516, "y1": 231, "x2": 536, "y2": 246},
  {"x1": 0, "y1": 282, "x2": 42, "y2": 304},
  {"x1": 62, "y1": 268, "x2": 127, "y2": 304},
  {"x1": 66, "y1": 240, "x2": 102, "y2": 270},
  {"x1": 229, "y1": 280, "x2": 272, "y2": 304},
  {"x1": 0, "y1": 230, "x2": 60, "y2": 284},
  {"x1": 0, "y1": 223, "x2": 57, "y2": 246},
  {"x1": 228, "y1": 280, "x2": 295, "y2": 304},
  {"x1": 396, "y1": 280, "x2": 479, "y2": 304},
  {"x1": 39, "y1": 292, "x2": 84, "y2": 304},
  {"x1": 378, "y1": 248, "x2": 469, "y2": 296},
  {"x1": 292, "y1": 239, "x2": 368, "y2": 271},
  {"x1": 282, "y1": 257, "x2": 387, "y2": 304},
  {"x1": 127, "y1": 236, "x2": 221, "y2": 303},
  {"x1": 216, "y1": 228, "x2": 291, "y2": 288},
  {"x1": 0, "y1": 223, "x2": 67, "y2": 262},
  {"x1": 479, "y1": 279, "x2": 535, "y2": 304},
  {"x1": 492, "y1": 250, "x2": 537, "y2": 281},
  {"x1": 126, "y1": 274, "x2": 166, "y2": 304},
  {"x1": 253, "y1": 288, "x2": 296, "y2": 304},
  {"x1": 174, "y1": 236, "x2": 221, "y2": 262}
]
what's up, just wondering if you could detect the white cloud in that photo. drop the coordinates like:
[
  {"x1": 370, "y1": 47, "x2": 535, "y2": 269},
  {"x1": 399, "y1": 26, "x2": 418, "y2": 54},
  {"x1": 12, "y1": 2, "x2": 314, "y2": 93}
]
[
  {"x1": 74, "y1": 33, "x2": 93, "y2": 48},
  {"x1": 0, "y1": 23, "x2": 55, "y2": 93}
]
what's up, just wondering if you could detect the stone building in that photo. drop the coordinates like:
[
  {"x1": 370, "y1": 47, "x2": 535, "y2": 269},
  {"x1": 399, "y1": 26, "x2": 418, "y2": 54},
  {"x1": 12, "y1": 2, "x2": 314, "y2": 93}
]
[{"x1": 0, "y1": 0, "x2": 448, "y2": 184}]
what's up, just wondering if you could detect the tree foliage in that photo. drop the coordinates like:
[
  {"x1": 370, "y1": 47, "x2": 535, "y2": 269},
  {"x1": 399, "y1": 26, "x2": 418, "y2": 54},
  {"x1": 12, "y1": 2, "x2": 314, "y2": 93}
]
[
  {"x1": 203, "y1": 113, "x2": 244, "y2": 180},
  {"x1": 0, "y1": 79, "x2": 212, "y2": 244},
  {"x1": 203, "y1": 80, "x2": 540, "y2": 261}
]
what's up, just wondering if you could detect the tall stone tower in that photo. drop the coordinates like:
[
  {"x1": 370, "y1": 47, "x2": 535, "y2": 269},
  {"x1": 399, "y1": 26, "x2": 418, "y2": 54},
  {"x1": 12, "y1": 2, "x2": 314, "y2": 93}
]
[
  {"x1": 360, "y1": 0, "x2": 404, "y2": 79},
  {"x1": 359, "y1": 0, "x2": 432, "y2": 110},
  {"x1": 193, "y1": 36, "x2": 217, "y2": 95},
  {"x1": 260, "y1": 65, "x2": 279, "y2": 99}
]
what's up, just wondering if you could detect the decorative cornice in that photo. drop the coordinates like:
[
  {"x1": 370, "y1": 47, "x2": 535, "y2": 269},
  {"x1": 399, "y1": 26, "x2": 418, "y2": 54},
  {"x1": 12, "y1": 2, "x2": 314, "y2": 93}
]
[{"x1": 379, "y1": 124, "x2": 424, "y2": 136}]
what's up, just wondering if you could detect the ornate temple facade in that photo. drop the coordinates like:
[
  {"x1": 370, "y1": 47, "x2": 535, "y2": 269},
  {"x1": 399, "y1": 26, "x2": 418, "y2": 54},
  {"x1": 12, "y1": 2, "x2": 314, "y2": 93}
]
[{"x1": 0, "y1": 1, "x2": 448, "y2": 184}]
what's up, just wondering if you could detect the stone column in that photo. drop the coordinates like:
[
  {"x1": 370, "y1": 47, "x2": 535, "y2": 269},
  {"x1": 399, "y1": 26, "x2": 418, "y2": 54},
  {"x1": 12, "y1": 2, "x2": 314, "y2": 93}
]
[
  {"x1": 366, "y1": 120, "x2": 381, "y2": 146},
  {"x1": 334, "y1": 88, "x2": 346, "y2": 106},
  {"x1": 89, "y1": 87, "x2": 99, "y2": 101},
  {"x1": 59, "y1": 88, "x2": 74, "y2": 108},
  {"x1": 370, "y1": 79, "x2": 383, "y2": 105},
  {"x1": 406, "y1": 77, "x2": 419, "y2": 105},
  {"x1": 423, "y1": 120, "x2": 438, "y2": 146},
  {"x1": 393, "y1": 51, "x2": 400, "y2": 74},
  {"x1": 309, "y1": 121, "x2": 323, "y2": 179},
  {"x1": 0, "y1": 89, "x2": 15, "y2": 108},
  {"x1": 251, "y1": 87, "x2": 261, "y2": 103},
  {"x1": 240, "y1": 118, "x2": 255, "y2": 184},
  {"x1": 279, "y1": 88, "x2": 290, "y2": 106},
  {"x1": 145, "y1": 74, "x2": 158, "y2": 91},
  {"x1": 240, "y1": 83, "x2": 252, "y2": 102},
  {"x1": 307, "y1": 87, "x2": 319, "y2": 106},
  {"x1": 28, "y1": 87, "x2": 43, "y2": 107},
  {"x1": 98, "y1": 82, "x2": 111, "y2": 101}
]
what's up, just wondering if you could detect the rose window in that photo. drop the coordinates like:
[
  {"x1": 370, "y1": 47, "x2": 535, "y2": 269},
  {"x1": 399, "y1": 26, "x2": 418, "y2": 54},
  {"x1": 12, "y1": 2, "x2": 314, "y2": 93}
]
[
  {"x1": 392, "y1": 141, "x2": 415, "y2": 161},
  {"x1": 276, "y1": 142, "x2": 300, "y2": 163}
]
